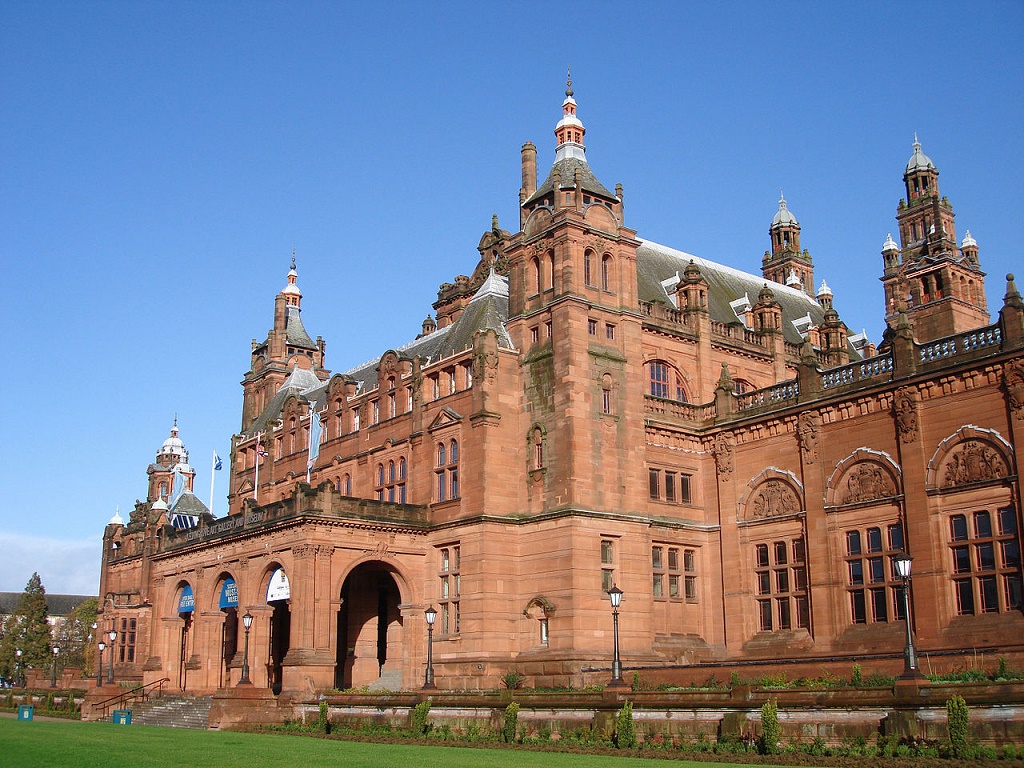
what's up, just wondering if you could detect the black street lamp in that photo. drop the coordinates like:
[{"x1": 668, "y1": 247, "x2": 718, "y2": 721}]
[
  {"x1": 51, "y1": 646, "x2": 60, "y2": 688},
  {"x1": 239, "y1": 612, "x2": 254, "y2": 685},
  {"x1": 608, "y1": 585, "x2": 626, "y2": 688},
  {"x1": 893, "y1": 552, "x2": 924, "y2": 679},
  {"x1": 15, "y1": 649, "x2": 22, "y2": 688},
  {"x1": 423, "y1": 606, "x2": 437, "y2": 690},
  {"x1": 97, "y1": 642, "x2": 105, "y2": 687},
  {"x1": 107, "y1": 629, "x2": 117, "y2": 685}
]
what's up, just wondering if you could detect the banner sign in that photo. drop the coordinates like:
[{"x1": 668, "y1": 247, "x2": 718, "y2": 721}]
[
  {"x1": 219, "y1": 578, "x2": 238, "y2": 609},
  {"x1": 266, "y1": 568, "x2": 290, "y2": 602},
  {"x1": 177, "y1": 584, "x2": 195, "y2": 614}
]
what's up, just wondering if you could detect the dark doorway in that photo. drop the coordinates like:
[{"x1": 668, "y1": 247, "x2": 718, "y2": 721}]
[
  {"x1": 267, "y1": 600, "x2": 290, "y2": 694},
  {"x1": 336, "y1": 563, "x2": 403, "y2": 690},
  {"x1": 220, "y1": 608, "x2": 238, "y2": 688},
  {"x1": 178, "y1": 614, "x2": 192, "y2": 690}
]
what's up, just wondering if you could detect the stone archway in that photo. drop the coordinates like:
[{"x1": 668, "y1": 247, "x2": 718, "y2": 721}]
[{"x1": 336, "y1": 562, "x2": 404, "y2": 690}]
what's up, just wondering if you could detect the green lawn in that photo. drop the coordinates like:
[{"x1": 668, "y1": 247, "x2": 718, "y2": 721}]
[{"x1": 0, "y1": 718, "x2": 799, "y2": 768}]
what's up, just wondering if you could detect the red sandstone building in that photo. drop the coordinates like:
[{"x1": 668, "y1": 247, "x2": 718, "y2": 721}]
[{"x1": 99, "y1": 86, "x2": 1023, "y2": 697}]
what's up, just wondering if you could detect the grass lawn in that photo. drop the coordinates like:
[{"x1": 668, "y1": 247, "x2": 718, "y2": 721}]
[{"x1": 0, "y1": 718, "x2": 800, "y2": 768}]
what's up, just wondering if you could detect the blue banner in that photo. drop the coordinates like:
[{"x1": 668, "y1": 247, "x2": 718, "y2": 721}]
[
  {"x1": 219, "y1": 578, "x2": 238, "y2": 609},
  {"x1": 177, "y1": 584, "x2": 195, "y2": 613}
]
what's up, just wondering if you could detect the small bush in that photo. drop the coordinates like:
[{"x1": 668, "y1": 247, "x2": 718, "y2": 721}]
[
  {"x1": 851, "y1": 663, "x2": 863, "y2": 686},
  {"x1": 758, "y1": 699, "x2": 779, "y2": 755},
  {"x1": 500, "y1": 669, "x2": 523, "y2": 690},
  {"x1": 729, "y1": 670, "x2": 740, "y2": 687},
  {"x1": 315, "y1": 701, "x2": 330, "y2": 733},
  {"x1": 946, "y1": 693, "x2": 969, "y2": 758},
  {"x1": 410, "y1": 700, "x2": 431, "y2": 736},
  {"x1": 614, "y1": 700, "x2": 636, "y2": 749},
  {"x1": 502, "y1": 701, "x2": 519, "y2": 743},
  {"x1": 631, "y1": 671, "x2": 640, "y2": 691}
]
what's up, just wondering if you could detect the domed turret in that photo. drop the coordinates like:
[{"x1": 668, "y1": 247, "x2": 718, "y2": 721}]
[{"x1": 906, "y1": 135, "x2": 936, "y2": 175}]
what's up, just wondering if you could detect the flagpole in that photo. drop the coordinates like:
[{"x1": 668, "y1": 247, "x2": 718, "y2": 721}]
[
  {"x1": 209, "y1": 450, "x2": 217, "y2": 517},
  {"x1": 254, "y1": 433, "x2": 262, "y2": 502}
]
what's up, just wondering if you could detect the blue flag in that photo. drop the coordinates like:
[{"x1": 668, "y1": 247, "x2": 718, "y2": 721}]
[{"x1": 213, "y1": 451, "x2": 223, "y2": 471}]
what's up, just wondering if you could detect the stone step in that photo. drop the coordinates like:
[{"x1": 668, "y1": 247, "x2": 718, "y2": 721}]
[{"x1": 130, "y1": 695, "x2": 212, "y2": 730}]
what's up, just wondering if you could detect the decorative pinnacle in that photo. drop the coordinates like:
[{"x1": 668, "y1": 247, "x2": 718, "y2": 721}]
[{"x1": 566, "y1": 67, "x2": 573, "y2": 97}]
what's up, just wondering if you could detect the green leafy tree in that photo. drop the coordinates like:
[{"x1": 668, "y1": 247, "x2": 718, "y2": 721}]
[
  {"x1": 14, "y1": 573, "x2": 53, "y2": 670},
  {"x1": 947, "y1": 694, "x2": 970, "y2": 758},
  {"x1": 54, "y1": 598, "x2": 98, "y2": 673},
  {"x1": 759, "y1": 698, "x2": 780, "y2": 755}
]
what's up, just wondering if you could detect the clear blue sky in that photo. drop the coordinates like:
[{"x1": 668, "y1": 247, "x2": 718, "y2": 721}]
[{"x1": 2, "y1": 1, "x2": 1021, "y2": 595}]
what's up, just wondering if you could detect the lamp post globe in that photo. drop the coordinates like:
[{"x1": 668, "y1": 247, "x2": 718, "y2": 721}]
[
  {"x1": 239, "y1": 612, "x2": 254, "y2": 685},
  {"x1": 608, "y1": 585, "x2": 625, "y2": 687},
  {"x1": 15, "y1": 649, "x2": 22, "y2": 688},
  {"x1": 96, "y1": 642, "x2": 105, "y2": 688},
  {"x1": 893, "y1": 552, "x2": 922, "y2": 678},
  {"x1": 107, "y1": 629, "x2": 117, "y2": 685},
  {"x1": 51, "y1": 646, "x2": 60, "y2": 688},
  {"x1": 423, "y1": 606, "x2": 438, "y2": 690}
]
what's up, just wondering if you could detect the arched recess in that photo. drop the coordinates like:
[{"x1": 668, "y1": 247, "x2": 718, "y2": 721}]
[
  {"x1": 737, "y1": 468, "x2": 804, "y2": 522},
  {"x1": 261, "y1": 563, "x2": 291, "y2": 695},
  {"x1": 334, "y1": 559, "x2": 409, "y2": 691},
  {"x1": 522, "y1": 596, "x2": 555, "y2": 649},
  {"x1": 926, "y1": 425, "x2": 1014, "y2": 490},
  {"x1": 643, "y1": 358, "x2": 689, "y2": 403},
  {"x1": 171, "y1": 580, "x2": 196, "y2": 691},
  {"x1": 210, "y1": 572, "x2": 240, "y2": 689},
  {"x1": 825, "y1": 449, "x2": 903, "y2": 508}
]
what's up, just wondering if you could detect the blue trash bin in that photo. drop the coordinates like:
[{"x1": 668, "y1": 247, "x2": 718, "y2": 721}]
[
  {"x1": 112, "y1": 709, "x2": 132, "y2": 725},
  {"x1": 17, "y1": 704, "x2": 34, "y2": 721}
]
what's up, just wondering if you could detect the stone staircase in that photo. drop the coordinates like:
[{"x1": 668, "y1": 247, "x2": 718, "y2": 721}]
[{"x1": 130, "y1": 694, "x2": 212, "y2": 729}]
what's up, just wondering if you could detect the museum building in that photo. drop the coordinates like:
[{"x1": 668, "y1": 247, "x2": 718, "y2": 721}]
[{"x1": 98, "y1": 85, "x2": 1023, "y2": 696}]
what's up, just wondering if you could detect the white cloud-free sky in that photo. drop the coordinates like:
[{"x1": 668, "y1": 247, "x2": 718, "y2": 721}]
[{"x1": 2, "y1": 2, "x2": 1021, "y2": 595}]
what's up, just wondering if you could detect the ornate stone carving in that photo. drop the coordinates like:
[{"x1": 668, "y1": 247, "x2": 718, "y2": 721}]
[
  {"x1": 797, "y1": 412, "x2": 819, "y2": 463},
  {"x1": 293, "y1": 544, "x2": 316, "y2": 560},
  {"x1": 894, "y1": 387, "x2": 919, "y2": 443},
  {"x1": 1006, "y1": 361, "x2": 1024, "y2": 420},
  {"x1": 713, "y1": 434, "x2": 734, "y2": 476},
  {"x1": 363, "y1": 540, "x2": 393, "y2": 559},
  {"x1": 749, "y1": 481, "x2": 800, "y2": 519},
  {"x1": 942, "y1": 441, "x2": 1009, "y2": 487},
  {"x1": 840, "y1": 462, "x2": 896, "y2": 504},
  {"x1": 315, "y1": 545, "x2": 335, "y2": 560}
]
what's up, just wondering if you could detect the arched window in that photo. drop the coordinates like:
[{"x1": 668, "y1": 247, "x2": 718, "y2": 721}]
[
  {"x1": 601, "y1": 254, "x2": 612, "y2": 291},
  {"x1": 450, "y1": 440, "x2": 459, "y2": 463},
  {"x1": 388, "y1": 460, "x2": 395, "y2": 483},
  {"x1": 399, "y1": 457, "x2": 406, "y2": 480},
  {"x1": 532, "y1": 427, "x2": 545, "y2": 470},
  {"x1": 546, "y1": 250, "x2": 555, "y2": 290},
  {"x1": 647, "y1": 361, "x2": 687, "y2": 403},
  {"x1": 343, "y1": 473, "x2": 351, "y2": 495},
  {"x1": 436, "y1": 442, "x2": 446, "y2": 467},
  {"x1": 435, "y1": 440, "x2": 458, "y2": 502},
  {"x1": 376, "y1": 463, "x2": 385, "y2": 487},
  {"x1": 529, "y1": 257, "x2": 541, "y2": 295},
  {"x1": 584, "y1": 250, "x2": 594, "y2": 287}
]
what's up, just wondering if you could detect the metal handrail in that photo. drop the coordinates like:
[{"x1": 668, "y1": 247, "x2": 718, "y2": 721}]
[{"x1": 95, "y1": 677, "x2": 170, "y2": 719}]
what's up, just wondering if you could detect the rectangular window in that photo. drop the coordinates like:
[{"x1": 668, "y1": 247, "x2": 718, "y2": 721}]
[
  {"x1": 605, "y1": 324, "x2": 615, "y2": 340},
  {"x1": 648, "y1": 469, "x2": 660, "y2": 500},
  {"x1": 755, "y1": 537, "x2": 807, "y2": 631},
  {"x1": 437, "y1": 543, "x2": 460, "y2": 635},
  {"x1": 601, "y1": 539, "x2": 615, "y2": 592},
  {"x1": 648, "y1": 469, "x2": 692, "y2": 504},
  {"x1": 665, "y1": 472, "x2": 676, "y2": 502},
  {"x1": 948, "y1": 507, "x2": 1021, "y2": 616},
  {"x1": 845, "y1": 523, "x2": 905, "y2": 625},
  {"x1": 530, "y1": 326, "x2": 539, "y2": 344},
  {"x1": 588, "y1": 319, "x2": 597, "y2": 335},
  {"x1": 679, "y1": 474, "x2": 692, "y2": 504}
]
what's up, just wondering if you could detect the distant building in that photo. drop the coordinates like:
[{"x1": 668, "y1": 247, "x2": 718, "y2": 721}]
[
  {"x1": 0, "y1": 592, "x2": 94, "y2": 631},
  {"x1": 99, "y1": 84, "x2": 1022, "y2": 696}
]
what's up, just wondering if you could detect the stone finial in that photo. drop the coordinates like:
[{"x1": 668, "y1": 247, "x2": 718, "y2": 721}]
[{"x1": 1004, "y1": 273, "x2": 1023, "y2": 310}]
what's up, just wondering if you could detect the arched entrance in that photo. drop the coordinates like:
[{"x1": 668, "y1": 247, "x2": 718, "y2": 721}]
[
  {"x1": 217, "y1": 576, "x2": 239, "y2": 688},
  {"x1": 336, "y1": 563, "x2": 404, "y2": 690},
  {"x1": 266, "y1": 567, "x2": 291, "y2": 694}
]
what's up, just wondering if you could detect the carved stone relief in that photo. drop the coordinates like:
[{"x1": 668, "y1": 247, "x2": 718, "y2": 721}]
[
  {"x1": 840, "y1": 462, "x2": 896, "y2": 505},
  {"x1": 894, "y1": 387, "x2": 919, "y2": 443},
  {"x1": 713, "y1": 434, "x2": 734, "y2": 476},
  {"x1": 797, "y1": 412, "x2": 819, "y2": 463},
  {"x1": 942, "y1": 441, "x2": 1010, "y2": 487},
  {"x1": 1006, "y1": 361, "x2": 1024, "y2": 421},
  {"x1": 748, "y1": 481, "x2": 800, "y2": 519}
]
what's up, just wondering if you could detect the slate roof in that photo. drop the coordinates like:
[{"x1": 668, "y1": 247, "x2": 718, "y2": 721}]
[
  {"x1": 241, "y1": 274, "x2": 513, "y2": 437},
  {"x1": 526, "y1": 157, "x2": 617, "y2": 205},
  {"x1": 284, "y1": 305, "x2": 317, "y2": 349},
  {"x1": 637, "y1": 239, "x2": 856, "y2": 352}
]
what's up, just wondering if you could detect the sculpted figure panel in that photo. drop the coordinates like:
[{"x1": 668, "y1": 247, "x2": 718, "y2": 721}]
[
  {"x1": 748, "y1": 480, "x2": 800, "y2": 519},
  {"x1": 942, "y1": 440, "x2": 1009, "y2": 487},
  {"x1": 840, "y1": 462, "x2": 897, "y2": 505}
]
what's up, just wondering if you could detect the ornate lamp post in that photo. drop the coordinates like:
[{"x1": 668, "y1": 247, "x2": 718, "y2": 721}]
[
  {"x1": 15, "y1": 649, "x2": 22, "y2": 688},
  {"x1": 608, "y1": 585, "x2": 626, "y2": 687},
  {"x1": 107, "y1": 629, "x2": 117, "y2": 685},
  {"x1": 423, "y1": 606, "x2": 437, "y2": 689},
  {"x1": 893, "y1": 552, "x2": 923, "y2": 678},
  {"x1": 97, "y1": 642, "x2": 106, "y2": 687},
  {"x1": 51, "y1": 646, "x2": 60, "y2": 688},
  {"x1": 239, "y1": 612, "x2": 254, "y2": 685}
]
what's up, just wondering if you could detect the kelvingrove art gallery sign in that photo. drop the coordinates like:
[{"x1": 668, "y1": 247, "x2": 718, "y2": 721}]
[{"x1": 177, "y1": 510, "x2": 265, "y2": 545}]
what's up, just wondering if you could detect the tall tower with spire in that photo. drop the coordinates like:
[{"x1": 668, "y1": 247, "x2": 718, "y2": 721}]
[
  {"x1": 146, "y1": 421, "x2": 194, "y2": 502},
  {"x1": 240, "y1": 257, "x2": 329, "y2": 431},
  {"x1": 761, "y1": 194, "x2": 814, "y2": 294},
  {"x1": 881, "y1": 137, "x2": 989, "y2": 340},
  {"x1": 505, "y1": 76, "x2": 644, "y2": 520}
]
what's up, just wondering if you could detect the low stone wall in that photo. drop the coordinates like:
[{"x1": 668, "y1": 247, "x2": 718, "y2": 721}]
[{"x1": 288, "y1": 680, "x2": 1024, "y2": 748}]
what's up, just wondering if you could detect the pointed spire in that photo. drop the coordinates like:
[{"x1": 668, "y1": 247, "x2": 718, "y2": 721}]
[
  {"x1": 1005, "y1": 273, "x2": 1023, "y2": 310},
  {"x1": 554, "y1": 73, "x2": 585, "y2": 161},
  {"x1": 771, "y1": 193, "x2": 799, "y2": 228},
  {"x1": 109, "y1": 506, "x2": 125, "y2": 526},
  {"x1": 282, "y1": 252, "x2": 302, "y2": 304},
  {"x1": 883, "y1": 233, "x2": 899, "y2": 253},
  {"x1": 906, "y1": 134, "x2": 936, "y2": 173}
]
